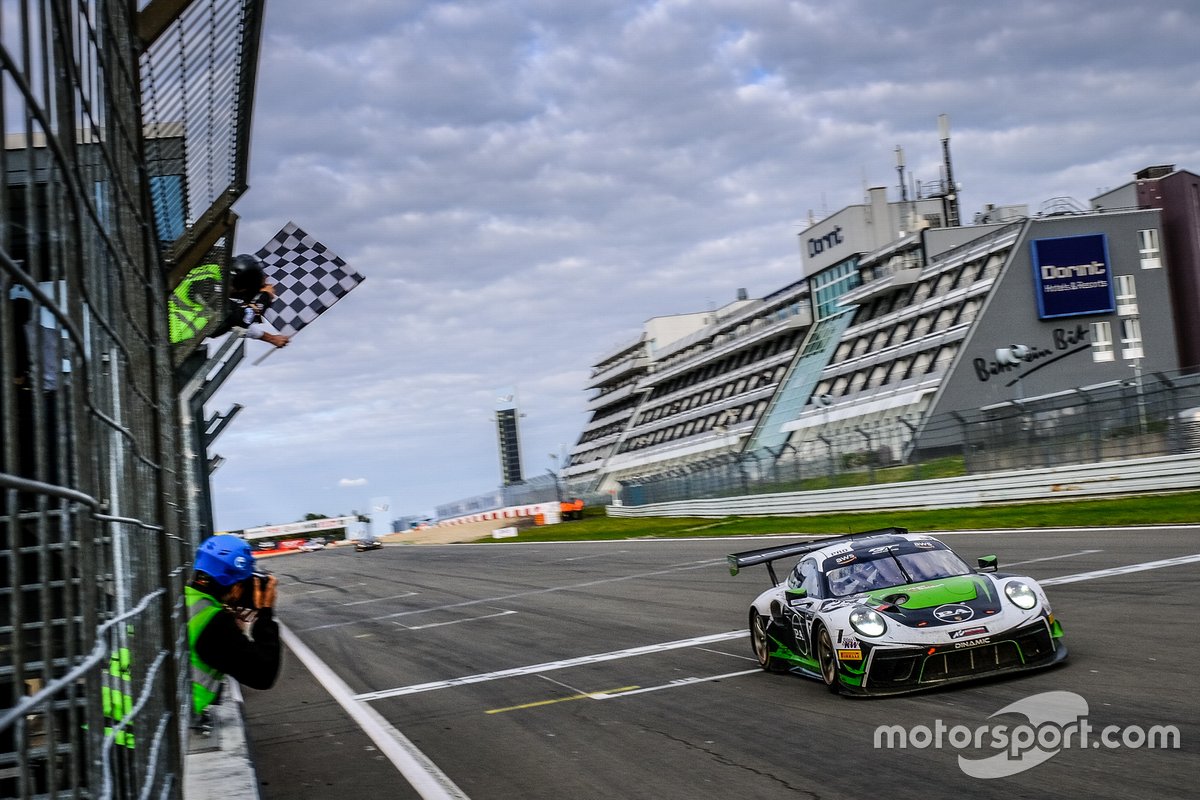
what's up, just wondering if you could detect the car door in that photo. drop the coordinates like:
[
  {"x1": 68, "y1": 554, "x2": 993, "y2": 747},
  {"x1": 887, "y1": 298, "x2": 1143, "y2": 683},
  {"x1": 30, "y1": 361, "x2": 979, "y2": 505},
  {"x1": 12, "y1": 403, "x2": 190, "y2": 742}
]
[{"x1": 782, "y1": 557, "x2": 823, "y2": 659}]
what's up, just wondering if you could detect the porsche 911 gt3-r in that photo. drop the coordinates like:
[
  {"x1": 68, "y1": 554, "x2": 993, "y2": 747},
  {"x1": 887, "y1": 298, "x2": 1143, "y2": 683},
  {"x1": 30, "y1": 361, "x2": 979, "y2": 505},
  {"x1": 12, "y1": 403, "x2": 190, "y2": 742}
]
[{"x1": 728, "y1": 527, "x2": 1066, "y2": 695}]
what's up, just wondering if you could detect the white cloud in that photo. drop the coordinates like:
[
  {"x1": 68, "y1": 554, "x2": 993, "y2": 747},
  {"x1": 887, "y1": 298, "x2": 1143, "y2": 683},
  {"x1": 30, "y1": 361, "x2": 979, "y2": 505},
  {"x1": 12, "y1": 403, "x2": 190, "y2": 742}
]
[{"x1": 339, "y1": 478, "x2": 370, "y2": 488}]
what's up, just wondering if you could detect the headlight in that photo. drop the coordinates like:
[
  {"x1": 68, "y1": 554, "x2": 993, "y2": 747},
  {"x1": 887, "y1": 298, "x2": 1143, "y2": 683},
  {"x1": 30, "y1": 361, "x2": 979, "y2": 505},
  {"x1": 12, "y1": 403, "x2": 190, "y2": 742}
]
[
  {"x1": 849, "y1": 607, "x2": 887, "y2": 637},
  {"x1": 1004, "y1": 581, "x2": 1038, "y2": 610}
]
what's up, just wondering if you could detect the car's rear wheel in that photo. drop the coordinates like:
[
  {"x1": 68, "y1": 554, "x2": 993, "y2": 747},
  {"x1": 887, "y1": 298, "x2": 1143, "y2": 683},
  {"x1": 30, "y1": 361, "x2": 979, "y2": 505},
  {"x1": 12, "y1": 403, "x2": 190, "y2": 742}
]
[
  {"x1": 815, "y1": 623, "x2": 841, "y2": 693},
  {"x1": 750, "y1": 610, "x2": 788, "y2": 673}
]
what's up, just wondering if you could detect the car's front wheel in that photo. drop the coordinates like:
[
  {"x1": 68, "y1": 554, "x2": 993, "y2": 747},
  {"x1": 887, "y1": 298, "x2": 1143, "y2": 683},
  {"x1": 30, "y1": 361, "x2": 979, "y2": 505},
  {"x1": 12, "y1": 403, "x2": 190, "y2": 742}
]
[
  {"x1": 750, "y1": 611, "x2": 788, "y2": 673},
  {"x1": 815, "y1": 623, "x2": 841, "y2": 694}
]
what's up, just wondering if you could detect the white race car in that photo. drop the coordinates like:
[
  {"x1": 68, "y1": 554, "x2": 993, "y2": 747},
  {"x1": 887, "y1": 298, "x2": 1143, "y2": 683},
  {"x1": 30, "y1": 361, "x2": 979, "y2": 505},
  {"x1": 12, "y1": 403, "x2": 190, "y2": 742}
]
[{"x1": 728, "y1": 527, "x2": 1067, "y2": 695}]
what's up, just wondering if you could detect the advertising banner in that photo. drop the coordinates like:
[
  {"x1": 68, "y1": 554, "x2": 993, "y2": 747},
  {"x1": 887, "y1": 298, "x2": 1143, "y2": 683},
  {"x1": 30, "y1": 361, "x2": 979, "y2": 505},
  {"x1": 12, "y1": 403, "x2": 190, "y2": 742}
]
[{"x1": 1030, "y1": 234, "x2": 1115, "y2": 319}]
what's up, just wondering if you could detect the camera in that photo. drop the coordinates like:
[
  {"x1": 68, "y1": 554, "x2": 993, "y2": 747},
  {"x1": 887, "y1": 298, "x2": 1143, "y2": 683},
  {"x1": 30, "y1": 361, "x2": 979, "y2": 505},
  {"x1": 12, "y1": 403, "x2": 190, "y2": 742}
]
[{"x1": 234, "y1": 570, "x2": 271, "y2": 610}]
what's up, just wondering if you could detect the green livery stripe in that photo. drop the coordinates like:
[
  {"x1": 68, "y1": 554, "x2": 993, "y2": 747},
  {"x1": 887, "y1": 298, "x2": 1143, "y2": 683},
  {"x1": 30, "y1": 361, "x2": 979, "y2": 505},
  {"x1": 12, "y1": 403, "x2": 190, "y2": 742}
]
[{"x1": 867, "y1": 574, "x2": 987, "y2": 609}]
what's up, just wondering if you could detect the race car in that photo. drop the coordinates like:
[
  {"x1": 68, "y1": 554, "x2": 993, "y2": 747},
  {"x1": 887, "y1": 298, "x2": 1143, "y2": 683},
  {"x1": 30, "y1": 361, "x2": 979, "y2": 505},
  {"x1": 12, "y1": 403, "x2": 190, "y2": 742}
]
[{"x1": 728, "y1": 527, "x2": 1066, "y2": 696}]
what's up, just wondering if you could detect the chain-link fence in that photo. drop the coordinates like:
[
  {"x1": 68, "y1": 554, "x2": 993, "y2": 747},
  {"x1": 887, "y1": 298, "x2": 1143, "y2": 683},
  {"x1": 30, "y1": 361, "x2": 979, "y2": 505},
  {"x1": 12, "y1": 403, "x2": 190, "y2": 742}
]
[
  {"x1": 619, "y1": 370, "x2": 1200, "y2": 506},
  {"x1": 1, "y1": 1, "x2": 262, "y2": 797}
]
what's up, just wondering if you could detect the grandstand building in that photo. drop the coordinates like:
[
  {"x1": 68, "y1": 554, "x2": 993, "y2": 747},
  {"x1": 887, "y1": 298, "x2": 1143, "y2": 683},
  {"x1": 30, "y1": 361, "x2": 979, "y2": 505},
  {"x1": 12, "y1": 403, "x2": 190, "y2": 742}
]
[{"x1": 565, "y1": 161, "x2": 1198, "y2": 495}]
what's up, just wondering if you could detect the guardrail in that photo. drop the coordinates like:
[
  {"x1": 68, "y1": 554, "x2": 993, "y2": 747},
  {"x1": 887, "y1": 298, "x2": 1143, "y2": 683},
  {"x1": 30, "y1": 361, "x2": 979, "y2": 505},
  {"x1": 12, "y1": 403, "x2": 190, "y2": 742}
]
[{"x1": 606, "y1": 452, "x2": 1200, "y2": 518}]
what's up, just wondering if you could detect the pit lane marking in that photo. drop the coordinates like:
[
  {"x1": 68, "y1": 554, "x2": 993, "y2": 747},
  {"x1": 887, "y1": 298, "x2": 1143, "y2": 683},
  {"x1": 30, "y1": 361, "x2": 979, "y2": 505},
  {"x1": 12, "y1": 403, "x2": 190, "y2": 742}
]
[{"x1": 353, "y1": 630, "x2": 744, "y2": 702}]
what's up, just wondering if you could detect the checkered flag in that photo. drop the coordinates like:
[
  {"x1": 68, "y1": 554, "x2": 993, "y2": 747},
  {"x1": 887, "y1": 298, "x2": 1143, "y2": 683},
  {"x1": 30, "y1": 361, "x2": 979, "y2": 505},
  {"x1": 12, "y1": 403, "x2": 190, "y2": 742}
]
[{"x1": 254, "y1": 222, "x2": 365, "y2": 337}]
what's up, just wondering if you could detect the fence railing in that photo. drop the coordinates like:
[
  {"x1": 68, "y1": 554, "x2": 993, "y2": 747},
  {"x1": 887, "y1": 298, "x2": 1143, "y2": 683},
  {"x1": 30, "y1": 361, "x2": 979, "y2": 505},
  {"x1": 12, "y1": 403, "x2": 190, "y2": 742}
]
[
  {"x1": 2, "y1": 2, "x2": 261, "y2": 797},
  {"x1": 608, "y1": 452, "x2": 1200, "y2": 518},
  {"x1": 617, "y1": 370, "x2": 1200, "y2": 506}
]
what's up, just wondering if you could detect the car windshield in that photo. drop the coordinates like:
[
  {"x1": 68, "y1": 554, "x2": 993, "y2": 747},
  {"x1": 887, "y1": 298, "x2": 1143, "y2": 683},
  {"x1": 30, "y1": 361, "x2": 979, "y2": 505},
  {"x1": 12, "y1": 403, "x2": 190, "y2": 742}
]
[{"x1": 825, "y1": 548, "x2": 972, "y2": 597}]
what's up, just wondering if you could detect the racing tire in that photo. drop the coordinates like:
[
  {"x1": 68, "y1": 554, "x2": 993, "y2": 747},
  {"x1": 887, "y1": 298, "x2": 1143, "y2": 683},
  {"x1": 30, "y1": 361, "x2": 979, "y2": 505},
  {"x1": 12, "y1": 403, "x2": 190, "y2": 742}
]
[
  {"x1": 814, "y1": 623, "x2": 841, "y2": 694},
  {"x1": 749, "y1": 611, "x2": 788, "y2": 673}
]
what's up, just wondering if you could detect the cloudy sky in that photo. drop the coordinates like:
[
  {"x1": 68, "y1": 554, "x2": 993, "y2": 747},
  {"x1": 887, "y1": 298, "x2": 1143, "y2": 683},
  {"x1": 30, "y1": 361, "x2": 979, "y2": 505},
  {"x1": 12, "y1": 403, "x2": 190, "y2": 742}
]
[{"x1": 210, "y1": 0, "x2": 1200, "y2": 530}]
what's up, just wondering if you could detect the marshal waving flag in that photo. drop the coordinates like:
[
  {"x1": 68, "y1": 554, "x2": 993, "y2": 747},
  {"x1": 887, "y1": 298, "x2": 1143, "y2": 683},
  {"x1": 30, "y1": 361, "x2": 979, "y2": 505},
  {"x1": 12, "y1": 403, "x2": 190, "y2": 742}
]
[{"x1": 255, "y1": 222, "x2": 365, "y2": 337}]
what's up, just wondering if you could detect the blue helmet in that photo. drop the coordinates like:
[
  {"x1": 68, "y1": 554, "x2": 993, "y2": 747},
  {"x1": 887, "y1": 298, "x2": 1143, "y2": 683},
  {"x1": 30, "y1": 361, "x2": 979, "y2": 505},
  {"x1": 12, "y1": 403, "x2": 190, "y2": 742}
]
[{"x1": 194, "y1": 534, "x2": 256, "y2": 586}]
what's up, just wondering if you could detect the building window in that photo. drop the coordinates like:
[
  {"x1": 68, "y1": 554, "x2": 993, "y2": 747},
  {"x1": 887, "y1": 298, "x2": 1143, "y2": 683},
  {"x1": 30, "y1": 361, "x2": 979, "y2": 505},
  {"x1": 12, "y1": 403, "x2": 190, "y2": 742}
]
[
  {"x1": 1091, "y1": 321, "x2": 1114, "y2": 362},
  {"x1": 1115, "y1": 274, "x2": 1138, "y2": 316},
  {"x1": 1121, "y1": 318, "x2": 1143, "y2": 360},
  {"x1": 909, "y1": 314, "x2": 932, "y2": 339},
  {"x1": 1138, "y1": 229, "x2": 1161, "y2": 269}
]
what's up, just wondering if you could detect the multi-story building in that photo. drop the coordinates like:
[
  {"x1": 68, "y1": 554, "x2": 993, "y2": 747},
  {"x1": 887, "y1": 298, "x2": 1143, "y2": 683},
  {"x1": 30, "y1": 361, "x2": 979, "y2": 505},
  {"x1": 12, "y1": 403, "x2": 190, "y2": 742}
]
[{"x1": 566, "y1": 161, "x2": 1198, "y2": 495}]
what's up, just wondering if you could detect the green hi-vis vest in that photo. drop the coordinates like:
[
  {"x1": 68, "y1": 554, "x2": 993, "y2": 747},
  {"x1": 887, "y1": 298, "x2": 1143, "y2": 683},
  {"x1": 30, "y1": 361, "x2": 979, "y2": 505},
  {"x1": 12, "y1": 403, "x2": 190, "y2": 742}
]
[
  {"x1": 186, "y1": 586, "x2": 226, "y2": 716},
  {"x1": 168, "y1": 263, "x2": 223, "y2": 344},
  {"x1": 101, "y1": 646, "x2": 135, "y2": 748}
]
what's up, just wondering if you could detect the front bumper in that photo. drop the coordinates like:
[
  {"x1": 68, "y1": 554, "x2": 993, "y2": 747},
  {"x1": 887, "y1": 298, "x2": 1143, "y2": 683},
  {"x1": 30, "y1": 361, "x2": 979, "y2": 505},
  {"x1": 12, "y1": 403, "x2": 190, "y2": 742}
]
[{"x1": 839, "y1": 619, "x2": 1067, "y2": 696}]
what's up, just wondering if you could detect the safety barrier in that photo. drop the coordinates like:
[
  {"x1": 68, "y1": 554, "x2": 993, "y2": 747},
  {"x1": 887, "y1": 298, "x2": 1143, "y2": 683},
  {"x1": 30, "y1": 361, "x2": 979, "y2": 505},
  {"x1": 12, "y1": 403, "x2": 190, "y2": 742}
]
[{"x1": 606, "y1": 452, "x2": 1200, "y2": 518}]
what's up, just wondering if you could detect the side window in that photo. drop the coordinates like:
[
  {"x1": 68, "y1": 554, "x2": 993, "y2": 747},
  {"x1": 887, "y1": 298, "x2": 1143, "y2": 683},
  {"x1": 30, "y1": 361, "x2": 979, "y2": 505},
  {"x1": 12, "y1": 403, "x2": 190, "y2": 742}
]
[{"x1": 798, "y1": 558, "x2": 822, "y2": 597}]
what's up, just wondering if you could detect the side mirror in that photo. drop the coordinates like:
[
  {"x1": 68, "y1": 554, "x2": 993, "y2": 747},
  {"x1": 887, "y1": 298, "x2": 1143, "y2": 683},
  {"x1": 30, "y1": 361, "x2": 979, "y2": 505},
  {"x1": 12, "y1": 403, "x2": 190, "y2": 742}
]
[
  {"x1": 977, "y1": 555, "x2": 998, "y2": 573},
  {"x1": 786, "y1": 587, "x2": 808, "y2": 602}
]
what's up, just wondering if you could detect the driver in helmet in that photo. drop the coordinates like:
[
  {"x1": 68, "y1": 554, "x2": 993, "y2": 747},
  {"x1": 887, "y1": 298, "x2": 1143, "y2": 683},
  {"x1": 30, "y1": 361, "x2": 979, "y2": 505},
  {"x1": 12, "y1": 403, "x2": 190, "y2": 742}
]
[
  {"x1": 187, "y1": 535, "x2": 282, "y2": 719},
  {"x1": 830, "y1": 560, "x2": 886, "y2": 596},
  {"x1": 217, "y1": 254, "x2": 289, "y2": 348}
]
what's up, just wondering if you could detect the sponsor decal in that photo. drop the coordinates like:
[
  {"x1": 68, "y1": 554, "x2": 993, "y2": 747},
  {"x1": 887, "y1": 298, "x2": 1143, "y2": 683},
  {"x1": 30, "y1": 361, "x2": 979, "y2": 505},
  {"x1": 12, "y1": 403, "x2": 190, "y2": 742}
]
[
  {"x1": 835, "y1": 553, "x2": 858, "y2": 564},
  {"x1": 869, "y1": 545, "x2": 900, "y2": 554},
  {"x1": 933, "y1": 603, "x2": 975, "y2": 622},
  {"x1": 953, "y1": 637, "x2": 991, "y2": 650},
  {"x1": 1030, "y1": 234, "x2": 1115, "y2": 319},
  {"x1": 950, "y1": 626, "x2": 989, "y2": 640},
  {"x1": 807, "y1": 225, "x2": 844, "y2": 258},
  {"x1": 837, "y1": 649, "x2": 863, "y2": 661},
  {"x1": 915, "y1": 541, "x2": 936, "y2": 549}
]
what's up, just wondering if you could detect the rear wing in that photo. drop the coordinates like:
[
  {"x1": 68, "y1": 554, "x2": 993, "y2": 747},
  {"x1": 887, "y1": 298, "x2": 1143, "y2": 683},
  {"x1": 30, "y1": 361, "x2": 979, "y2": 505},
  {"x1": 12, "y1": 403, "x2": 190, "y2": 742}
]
[{"x1": 727, "y1": 527, "x2": 909, "y2": 585}]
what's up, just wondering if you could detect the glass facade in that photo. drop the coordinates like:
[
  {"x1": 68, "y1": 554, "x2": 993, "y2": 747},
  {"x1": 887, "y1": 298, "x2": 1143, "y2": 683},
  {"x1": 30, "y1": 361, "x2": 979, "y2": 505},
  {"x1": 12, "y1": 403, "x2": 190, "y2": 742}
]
[
  {"x1": 746, "y1": 309, "x2": 854, "y2": 451},
  {"x1": 812, "y1": 259, "x2": 861, "y2": 320}
]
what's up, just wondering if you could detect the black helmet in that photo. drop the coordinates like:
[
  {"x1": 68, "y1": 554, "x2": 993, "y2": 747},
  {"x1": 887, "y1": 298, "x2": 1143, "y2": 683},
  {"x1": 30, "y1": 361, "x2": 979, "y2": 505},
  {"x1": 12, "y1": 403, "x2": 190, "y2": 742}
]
[{"x1": 228, "y1": 254, "x2": 266, "y2": 298}]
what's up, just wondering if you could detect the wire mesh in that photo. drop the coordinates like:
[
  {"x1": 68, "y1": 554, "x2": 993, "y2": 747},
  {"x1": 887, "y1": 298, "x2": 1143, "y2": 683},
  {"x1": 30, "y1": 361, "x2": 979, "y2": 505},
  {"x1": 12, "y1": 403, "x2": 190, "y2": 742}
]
[{"x1": 619, "y1": 370, "x2": 1200, "y2": 505}]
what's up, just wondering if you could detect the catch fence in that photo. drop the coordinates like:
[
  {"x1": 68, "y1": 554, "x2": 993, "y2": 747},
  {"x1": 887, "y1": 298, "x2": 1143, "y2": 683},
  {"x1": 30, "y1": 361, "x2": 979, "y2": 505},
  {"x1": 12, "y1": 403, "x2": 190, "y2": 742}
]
[
  {"x1": 2, "y1": 1, "x2": 263, "y2": 797},
  {"x1": 619, "y1": 370, "x2": 1200, "y2": 506}
]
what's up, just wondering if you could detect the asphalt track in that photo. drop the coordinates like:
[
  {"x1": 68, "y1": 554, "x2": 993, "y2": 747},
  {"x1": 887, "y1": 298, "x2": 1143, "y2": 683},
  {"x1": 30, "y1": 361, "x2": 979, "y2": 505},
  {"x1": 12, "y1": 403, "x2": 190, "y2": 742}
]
[{"x1": 242, "y1": 526, "x2": 1200, "y2": 799}]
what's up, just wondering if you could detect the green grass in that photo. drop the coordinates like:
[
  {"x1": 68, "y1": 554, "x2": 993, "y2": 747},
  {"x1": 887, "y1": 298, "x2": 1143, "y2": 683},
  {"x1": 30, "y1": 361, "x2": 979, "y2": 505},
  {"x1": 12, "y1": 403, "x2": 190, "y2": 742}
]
[{"x1": 490, "y1": 490, "x2": 1200, "y2": 543}]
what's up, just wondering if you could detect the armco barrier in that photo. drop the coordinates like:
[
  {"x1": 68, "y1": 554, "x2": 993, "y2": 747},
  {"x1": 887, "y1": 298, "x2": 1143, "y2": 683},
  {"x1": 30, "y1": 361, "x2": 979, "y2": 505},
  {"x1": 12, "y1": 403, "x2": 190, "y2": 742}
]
[{"x1": 606, "y1": 452, "x2": 1200, "y2": 518}]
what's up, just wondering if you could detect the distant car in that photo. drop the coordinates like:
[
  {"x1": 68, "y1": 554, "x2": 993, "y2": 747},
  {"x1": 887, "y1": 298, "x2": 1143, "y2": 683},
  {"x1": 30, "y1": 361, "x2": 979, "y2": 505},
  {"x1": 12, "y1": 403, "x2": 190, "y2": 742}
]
[
  {"x1": 728, "y1": 527, "x2": 1066, "y2": 696},
  {"x1": 355, "y1": 538, "x2": 383, "y2": 552},
  {"x1": 299, "y1": 537, "x2": 327, "y2": 552}
]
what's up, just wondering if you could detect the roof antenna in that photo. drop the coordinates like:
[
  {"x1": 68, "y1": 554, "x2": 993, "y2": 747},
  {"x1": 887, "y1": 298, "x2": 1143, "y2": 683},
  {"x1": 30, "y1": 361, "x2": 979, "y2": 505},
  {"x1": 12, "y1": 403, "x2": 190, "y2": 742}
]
[{"x1": 938, "y1": 113, "x2": 961, "y2": 227}]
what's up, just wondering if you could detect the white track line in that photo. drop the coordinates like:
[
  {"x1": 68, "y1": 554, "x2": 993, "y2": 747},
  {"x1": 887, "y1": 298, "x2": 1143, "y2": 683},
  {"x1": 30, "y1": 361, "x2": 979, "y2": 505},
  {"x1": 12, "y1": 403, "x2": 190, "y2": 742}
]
[
  {"x1": 353, "y1": 630, "x2": 744, "y2": 702},
  {"x1": 1040, "y1": 553, "x2": 1200, "y2": 585},
  {"x1": 396, "y1": 609, "x2": 517, "y2": 630},
  {"x1": 593, "y1": 669, "x2": 762, "y2": 699},
  {"x1": 299, "y1": 559, "x2": 722, "y2": 632},
  {"x1": 279, "y1": 623, "x2": 470, "y2": 800},
  {"x1": 1003, "y1": 549, "x2": 1103, "y2": 567}
]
